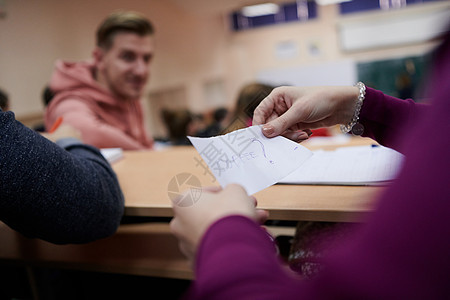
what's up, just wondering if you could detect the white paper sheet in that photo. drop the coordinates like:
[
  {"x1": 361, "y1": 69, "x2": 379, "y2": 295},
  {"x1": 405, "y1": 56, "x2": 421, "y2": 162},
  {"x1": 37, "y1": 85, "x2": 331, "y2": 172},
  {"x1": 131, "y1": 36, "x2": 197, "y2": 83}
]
[
  {"x1": 100, "y1": 148, "x2": 123, "y2": 164},
  {"x1": 188, "y1": 125, "x2": 313, "y2": 195},
  {"x1": 279, "y1": 145, "x2": 404, "y2": 185}
]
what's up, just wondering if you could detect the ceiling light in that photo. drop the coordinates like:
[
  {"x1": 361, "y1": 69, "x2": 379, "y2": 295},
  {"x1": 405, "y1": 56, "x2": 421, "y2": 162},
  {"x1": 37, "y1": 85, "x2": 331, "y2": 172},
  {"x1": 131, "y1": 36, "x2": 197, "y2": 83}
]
[{"x1": 241, "y1": 3, "x2": 280, "y2": 17}]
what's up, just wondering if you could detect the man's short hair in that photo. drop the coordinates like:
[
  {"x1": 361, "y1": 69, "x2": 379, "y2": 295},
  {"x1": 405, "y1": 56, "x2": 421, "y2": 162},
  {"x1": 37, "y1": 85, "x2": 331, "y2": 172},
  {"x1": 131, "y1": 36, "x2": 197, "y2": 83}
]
[{"x1": 96, "y1": 11, "x2": 155, "y2": 50}]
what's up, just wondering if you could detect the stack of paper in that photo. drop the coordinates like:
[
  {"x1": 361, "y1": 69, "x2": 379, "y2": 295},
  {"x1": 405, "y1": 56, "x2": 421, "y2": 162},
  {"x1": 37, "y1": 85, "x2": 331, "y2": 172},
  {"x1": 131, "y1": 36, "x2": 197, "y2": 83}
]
[{"x1": 279, "y1": 145, "x2": 404, "y2": 186}]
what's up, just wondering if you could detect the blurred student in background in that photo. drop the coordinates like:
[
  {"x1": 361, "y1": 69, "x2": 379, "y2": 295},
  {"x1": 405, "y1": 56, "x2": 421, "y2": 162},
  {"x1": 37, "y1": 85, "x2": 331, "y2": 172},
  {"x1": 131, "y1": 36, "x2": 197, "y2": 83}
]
[
  {"x1": 161, "y1": 108, "x2": 194, "y2": 146},
  {"x1": 42, "y1": 85, "x2": 55, "y2": 107},
  {"x1": 0, "y1": 88, "x2": 9, "y2": 111},
  {"x1": 45, "y1": 11, "x2": 155, "y2": 150},
  {"x1": 33, "y1": 85, "x2": 56, "y2": 132},
  {"x1": 196, "y1": 107, "x2": 229, "y2": 137},
  {"x1": 222, "y1": 82, "x2": 274, "y2": 134}
]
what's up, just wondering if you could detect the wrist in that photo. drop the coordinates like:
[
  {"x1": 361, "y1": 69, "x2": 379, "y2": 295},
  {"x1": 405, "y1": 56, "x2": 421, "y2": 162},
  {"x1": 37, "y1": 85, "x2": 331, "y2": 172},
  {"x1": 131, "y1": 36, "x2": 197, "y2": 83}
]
[
  {"x1": 340, "y1": 82, "x2": 366, "y2": 135},
  {"x1": 337, "y1": 86, "x2": 359, "y2": 123}
]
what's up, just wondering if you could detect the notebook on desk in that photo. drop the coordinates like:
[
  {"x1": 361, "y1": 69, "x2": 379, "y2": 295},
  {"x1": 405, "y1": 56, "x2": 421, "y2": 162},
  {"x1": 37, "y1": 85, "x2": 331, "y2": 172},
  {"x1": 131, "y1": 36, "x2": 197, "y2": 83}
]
[
  {"x1": 100, "y1": 148, "x2": 124, "y2": 164},
  {"x1": 278, "y1": 145, "x2": 404, "y2": 186}
]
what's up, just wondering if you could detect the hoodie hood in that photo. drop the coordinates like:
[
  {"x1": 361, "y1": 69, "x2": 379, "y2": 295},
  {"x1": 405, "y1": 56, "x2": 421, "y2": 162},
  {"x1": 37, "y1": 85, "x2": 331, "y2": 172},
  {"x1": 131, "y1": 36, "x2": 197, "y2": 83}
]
[
  {"x1": 44, "y1": 60, "x2": 153, "y2": 150},
  {"x1": 49, "y1": 60, "x2": 120, "y2": 107}
]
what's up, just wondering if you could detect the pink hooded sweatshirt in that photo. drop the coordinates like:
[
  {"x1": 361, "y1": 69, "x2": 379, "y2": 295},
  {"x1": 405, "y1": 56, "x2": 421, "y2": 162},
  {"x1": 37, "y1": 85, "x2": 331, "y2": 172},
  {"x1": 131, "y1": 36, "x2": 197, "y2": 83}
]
[{"x1": 45, "y1": 60, "x2": 153, "y2": 150}]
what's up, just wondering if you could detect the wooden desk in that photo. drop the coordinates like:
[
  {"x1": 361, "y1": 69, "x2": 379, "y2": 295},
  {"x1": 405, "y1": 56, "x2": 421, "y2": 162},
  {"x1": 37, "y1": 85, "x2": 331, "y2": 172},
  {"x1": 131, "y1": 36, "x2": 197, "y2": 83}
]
[
  {"x1": 0, "y1": 136, "x2": 385, "y2": 289},
  {"x1": 0, "y1": 222, "x2": 191, "y2": 279},
  {"x1": 0, "y1": 222, "x2": 295, "y2": 283},
  {"x1": 114, "y1": 136, "x2": 383, "y2": 223}
]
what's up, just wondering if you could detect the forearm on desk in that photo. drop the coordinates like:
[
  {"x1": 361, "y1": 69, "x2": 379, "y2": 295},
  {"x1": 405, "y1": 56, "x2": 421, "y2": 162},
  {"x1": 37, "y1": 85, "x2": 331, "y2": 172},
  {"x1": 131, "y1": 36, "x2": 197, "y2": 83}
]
[{"x1": 0, "y1": 111, "x2": 124, "y2": 244}]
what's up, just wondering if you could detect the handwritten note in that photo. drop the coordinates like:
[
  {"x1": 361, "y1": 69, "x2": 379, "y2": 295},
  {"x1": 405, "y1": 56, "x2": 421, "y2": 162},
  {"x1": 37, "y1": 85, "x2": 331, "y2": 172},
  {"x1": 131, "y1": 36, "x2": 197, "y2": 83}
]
[{"x1": 188, "y1": 125, "x2": 312, "y2": 195}]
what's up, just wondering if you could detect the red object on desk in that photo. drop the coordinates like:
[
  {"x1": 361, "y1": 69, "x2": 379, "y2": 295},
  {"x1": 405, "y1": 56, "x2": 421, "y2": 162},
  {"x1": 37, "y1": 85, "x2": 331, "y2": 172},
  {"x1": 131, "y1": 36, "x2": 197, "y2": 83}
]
[
  {"x1": 311, "y1": 127, "x2": 330, "y2": 137},
  {"x1": 49, "y1": 117, "x2": 63, "y2": 133}
]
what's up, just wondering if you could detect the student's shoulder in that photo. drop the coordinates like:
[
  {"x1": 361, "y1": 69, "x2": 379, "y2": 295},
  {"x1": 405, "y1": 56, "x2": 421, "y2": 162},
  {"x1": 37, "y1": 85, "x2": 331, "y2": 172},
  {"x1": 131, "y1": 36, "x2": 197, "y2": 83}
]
[{"x1": 49, "y1": 94, "x2": 97, "y2": 113}]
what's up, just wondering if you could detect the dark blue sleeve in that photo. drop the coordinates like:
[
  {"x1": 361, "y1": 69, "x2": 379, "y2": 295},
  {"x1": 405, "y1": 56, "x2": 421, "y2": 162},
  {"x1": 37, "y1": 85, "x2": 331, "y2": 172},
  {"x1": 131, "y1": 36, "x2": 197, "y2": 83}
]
[{"x1": 0, "y1": 110, "x2": 124, "y2": 244}]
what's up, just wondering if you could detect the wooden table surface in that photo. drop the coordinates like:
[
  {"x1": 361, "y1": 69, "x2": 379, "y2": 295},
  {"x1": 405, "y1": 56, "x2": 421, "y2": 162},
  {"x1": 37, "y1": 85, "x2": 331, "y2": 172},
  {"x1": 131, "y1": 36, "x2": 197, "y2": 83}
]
[{"x1": 113, "y1": 136, "x2": 384, "y2": 222}]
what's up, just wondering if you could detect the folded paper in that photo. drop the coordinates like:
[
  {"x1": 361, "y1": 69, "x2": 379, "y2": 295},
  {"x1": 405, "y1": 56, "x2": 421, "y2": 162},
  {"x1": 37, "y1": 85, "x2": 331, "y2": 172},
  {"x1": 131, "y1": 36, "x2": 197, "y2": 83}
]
[{"x1": 188, "y1": 125, "x2": 313, "y2": 195}]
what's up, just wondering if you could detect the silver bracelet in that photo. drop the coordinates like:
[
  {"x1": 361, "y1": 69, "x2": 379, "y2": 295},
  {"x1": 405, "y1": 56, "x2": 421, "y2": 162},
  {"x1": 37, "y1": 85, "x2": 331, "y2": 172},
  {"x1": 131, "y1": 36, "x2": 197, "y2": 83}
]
[{"x1": 340, "y1": 81, "x2": 366, "y2": 135}]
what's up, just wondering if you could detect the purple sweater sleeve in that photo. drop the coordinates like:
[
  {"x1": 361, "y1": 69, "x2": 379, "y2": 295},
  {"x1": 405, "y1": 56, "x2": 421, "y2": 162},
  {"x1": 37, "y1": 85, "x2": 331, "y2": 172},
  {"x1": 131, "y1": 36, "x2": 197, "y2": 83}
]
[
  {"x1": 359, "y1": 87, "x2": 428, "y2": 150},
  {"x1": 183, "y1": 216, "x2": 306, "y2": 300},
  {"x1": 186, "y1": 34, "x2": 450, "y2": 299}
]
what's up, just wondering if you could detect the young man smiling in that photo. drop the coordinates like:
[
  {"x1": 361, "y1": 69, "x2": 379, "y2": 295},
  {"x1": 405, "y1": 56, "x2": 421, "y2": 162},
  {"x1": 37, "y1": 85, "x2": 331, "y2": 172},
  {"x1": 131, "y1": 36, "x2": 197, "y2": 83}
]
[{"x1": 45, "y1": 11, "x2": 155, "y2": 150}]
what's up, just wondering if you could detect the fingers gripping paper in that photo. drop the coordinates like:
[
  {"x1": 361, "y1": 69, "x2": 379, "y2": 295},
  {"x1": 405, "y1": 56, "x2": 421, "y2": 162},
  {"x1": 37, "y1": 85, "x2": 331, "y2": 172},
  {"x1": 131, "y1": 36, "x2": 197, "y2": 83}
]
[{"x1": 188, "y1": 125, "x2": 312, "y2": 195}]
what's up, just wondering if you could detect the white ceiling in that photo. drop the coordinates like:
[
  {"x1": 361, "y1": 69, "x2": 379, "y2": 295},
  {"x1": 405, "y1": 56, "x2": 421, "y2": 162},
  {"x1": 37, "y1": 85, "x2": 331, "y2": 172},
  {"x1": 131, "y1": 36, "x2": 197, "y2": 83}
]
[{"x1": 168, "y1": 0, "x2": 291, "y2": 16}]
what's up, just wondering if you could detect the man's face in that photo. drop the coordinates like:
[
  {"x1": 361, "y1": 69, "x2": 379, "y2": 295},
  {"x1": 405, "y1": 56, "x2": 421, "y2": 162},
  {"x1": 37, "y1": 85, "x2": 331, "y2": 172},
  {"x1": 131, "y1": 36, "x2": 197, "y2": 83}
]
[{"x1": 96, "y1": 32, "x2": 155, "y2": 100}]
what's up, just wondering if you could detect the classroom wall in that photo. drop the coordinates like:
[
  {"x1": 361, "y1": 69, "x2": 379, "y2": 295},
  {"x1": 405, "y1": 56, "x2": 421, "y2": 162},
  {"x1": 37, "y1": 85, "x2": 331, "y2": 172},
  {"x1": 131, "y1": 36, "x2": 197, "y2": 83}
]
[
  {"x1": 224, "y1": 2, "x2": 448, "y2": 88},
  {"x1": 0, "y1": 0, "x2": 448, "y2": 134}
]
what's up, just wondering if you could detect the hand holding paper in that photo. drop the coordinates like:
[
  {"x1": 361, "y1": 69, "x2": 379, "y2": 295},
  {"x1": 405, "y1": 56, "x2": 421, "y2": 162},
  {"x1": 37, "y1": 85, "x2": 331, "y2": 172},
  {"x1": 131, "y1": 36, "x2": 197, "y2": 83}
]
[{"x1": 188, "y1": 125, "x2": 312, "y2": 195}]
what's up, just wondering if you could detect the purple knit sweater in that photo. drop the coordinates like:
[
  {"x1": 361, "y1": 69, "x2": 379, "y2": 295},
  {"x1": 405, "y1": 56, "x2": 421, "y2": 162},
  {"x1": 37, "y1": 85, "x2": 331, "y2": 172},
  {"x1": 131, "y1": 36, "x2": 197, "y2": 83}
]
[{"x1": 184, "y1": 33, "x2": 450, "y2": 299}]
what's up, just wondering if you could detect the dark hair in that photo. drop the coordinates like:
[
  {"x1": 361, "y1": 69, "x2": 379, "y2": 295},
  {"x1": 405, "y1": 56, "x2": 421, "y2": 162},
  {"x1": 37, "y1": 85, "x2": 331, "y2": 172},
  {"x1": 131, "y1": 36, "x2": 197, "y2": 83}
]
[
  {"x1": 96, "y1": 11, "x2": 155, "y2": 50},
  {"x1": 235, "y1": 82, "x2": 275, "y2": 119},
  {"x1": 42, "y1": 85, "x2": 55, "y2": 106},
  {"x1": 162, "y1": 109, "x2": 193, "y2": 141},
  {"x1": 221, "y1": 82, "x2": 275, "y2": 134},
  {"x1": 213, "y1": 107, "x2": 228, "y2": 123},
  {"x1": 0, "y1": 88, "x2": 9, "y2": 111}
]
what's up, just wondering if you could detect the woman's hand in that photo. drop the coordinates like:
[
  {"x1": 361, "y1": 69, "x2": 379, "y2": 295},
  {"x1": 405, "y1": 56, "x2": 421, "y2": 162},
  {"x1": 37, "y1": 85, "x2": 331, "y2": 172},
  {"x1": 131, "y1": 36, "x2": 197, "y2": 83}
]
[
  {"x1": 253, "y1": 86, "x2": 359, "y2": 140},
  {"x1": 170, "y1": 184, "x2": 268, "y2": 262}
]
